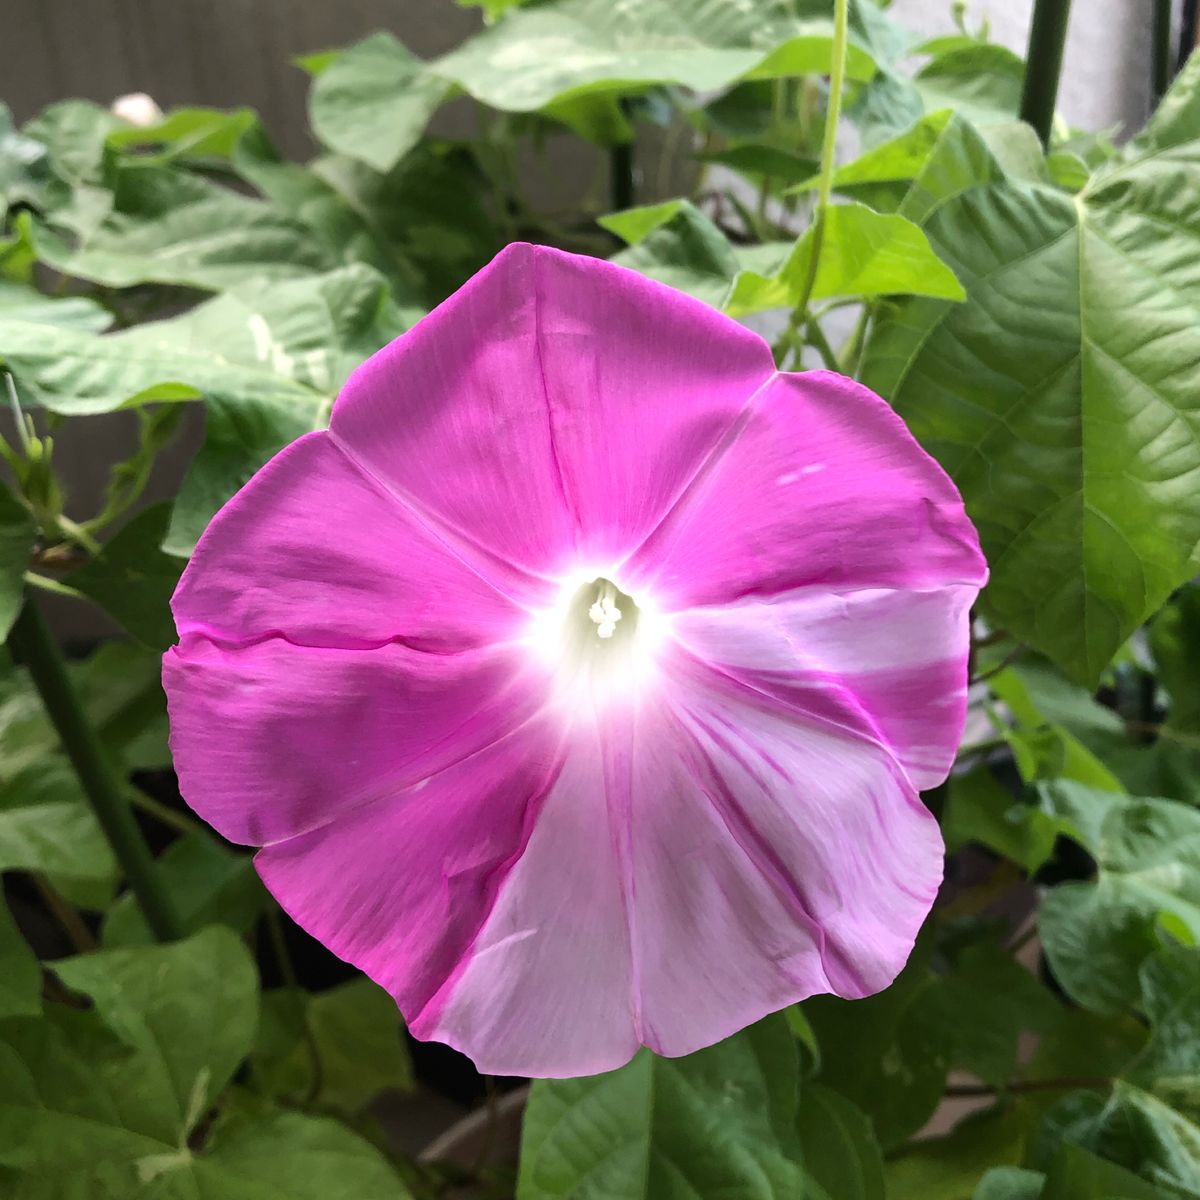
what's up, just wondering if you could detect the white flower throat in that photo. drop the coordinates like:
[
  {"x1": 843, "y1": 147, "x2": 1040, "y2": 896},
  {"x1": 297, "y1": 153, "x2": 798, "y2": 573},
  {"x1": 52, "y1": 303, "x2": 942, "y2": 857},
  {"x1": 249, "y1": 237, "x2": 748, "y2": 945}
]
[{"x1": 528, "y1": 572, "x2": 662, "y2": 712}]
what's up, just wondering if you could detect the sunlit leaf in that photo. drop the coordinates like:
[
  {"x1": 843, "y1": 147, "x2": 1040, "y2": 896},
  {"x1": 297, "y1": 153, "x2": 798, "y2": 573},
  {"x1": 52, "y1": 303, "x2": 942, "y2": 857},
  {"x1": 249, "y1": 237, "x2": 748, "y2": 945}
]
[
  {"x1": 310, "y1": 33, "x2": 449, "y2": 173},
  {"x1": 862, "y1": 55, "x2": 1200, "y2": 685}
]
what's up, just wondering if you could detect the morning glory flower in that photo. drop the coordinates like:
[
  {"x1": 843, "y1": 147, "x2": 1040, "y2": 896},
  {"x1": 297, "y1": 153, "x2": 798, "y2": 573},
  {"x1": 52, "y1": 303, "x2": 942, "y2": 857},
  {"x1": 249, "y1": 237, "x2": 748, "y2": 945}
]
[{"x1": 164, "y1": 244, "x2": 986, "y2": 1078}]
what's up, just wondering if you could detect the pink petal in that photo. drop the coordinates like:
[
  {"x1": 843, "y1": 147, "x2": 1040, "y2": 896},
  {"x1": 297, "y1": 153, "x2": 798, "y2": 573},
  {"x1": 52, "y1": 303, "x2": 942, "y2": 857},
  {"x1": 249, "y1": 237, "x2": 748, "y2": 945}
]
[
  {"x1": 173, "y1": 431, "x2": 542, "y2": 650},
  {"x1": 329, "y1": 243, "x2": 777, "y2": 574},
  {"x1": 255, "y1": 716, "x2": 576, "y2": 1053},
  {"x1": 622, "y1": 370, "x2": 987, "y2": 609},
  {"x1": 417, "y1": 651, "x2": 942, "y2": 1074},
  {"x1": 670, "y1": 585, "x2": 977, "y2": 791},
  {"x1": 164, "y1": 636, "x2": 548, "y2": 846}
]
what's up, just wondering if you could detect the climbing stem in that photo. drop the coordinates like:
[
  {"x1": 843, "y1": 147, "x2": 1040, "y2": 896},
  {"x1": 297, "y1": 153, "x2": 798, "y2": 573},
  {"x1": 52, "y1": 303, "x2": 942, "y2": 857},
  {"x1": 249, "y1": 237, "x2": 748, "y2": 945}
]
[
  {"x1": 791, "y1": 0, "x2": 849, "y2": 327},
  {"x1": 7, "y1": 596, "x2": 182, "y2": 942},
  {"x1": 1019, "y1": 0, "x2": 1073, "y2": 146}
]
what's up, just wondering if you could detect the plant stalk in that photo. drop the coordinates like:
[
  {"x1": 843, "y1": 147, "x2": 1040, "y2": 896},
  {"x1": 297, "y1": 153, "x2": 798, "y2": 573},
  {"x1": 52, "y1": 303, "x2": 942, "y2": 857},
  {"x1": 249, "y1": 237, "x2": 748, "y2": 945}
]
[
  {"x1": 610, "y1": 140, "x2": 635, "y2": 212},
  {"x1": 792, "y1": 0, "x2": 849, "y2": 325},
  {"x1": 6, "y1": 596, "x2": 182, "y2": 942},
  {"x1": 1019, "y1": 0, "x2": 1073, "y2": 146},
  {"x1": 1154, "y1": 0, "x2": 1175, "y2": 102}
]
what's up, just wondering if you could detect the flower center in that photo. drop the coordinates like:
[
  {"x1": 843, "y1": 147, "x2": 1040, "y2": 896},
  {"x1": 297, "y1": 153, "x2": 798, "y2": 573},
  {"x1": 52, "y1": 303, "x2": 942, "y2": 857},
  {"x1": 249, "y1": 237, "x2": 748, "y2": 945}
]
[
  {"x1": 527, "y1": 573, "x2": 659, "y2": 714},
  {"x1": 569, "y1": 577, "x2": 639, "y2": 652}
]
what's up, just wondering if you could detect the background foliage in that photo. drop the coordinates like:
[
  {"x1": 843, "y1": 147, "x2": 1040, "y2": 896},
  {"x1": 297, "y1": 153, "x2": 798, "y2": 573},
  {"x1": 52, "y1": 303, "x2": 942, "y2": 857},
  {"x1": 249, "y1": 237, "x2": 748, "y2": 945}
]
[{"x1": 2, "y1": 0, "x2": 1199, "y2": 1196}]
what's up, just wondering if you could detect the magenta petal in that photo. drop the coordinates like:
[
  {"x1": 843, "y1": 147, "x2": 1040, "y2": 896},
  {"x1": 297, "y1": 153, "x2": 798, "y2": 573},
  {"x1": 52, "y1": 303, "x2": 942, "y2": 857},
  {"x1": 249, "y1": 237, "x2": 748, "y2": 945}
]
[
  {"x1": 330, "y1": 243, "x2": 778, "y2": 572},
  {"x1": 623, "y1": 369, "x2": 987, "y2": 608},
  {"x1": 173, "y1": 431, "x2": 541, "y2": 650},
  {"x1": 671, "y1": 585, "x2": 977, "y2": 791},
  {"x1": 419, "y1": 658, "x2": 942, "y2": 1072},
  {"x1": 164, "y1": 636, "x2": 547, "y2": 846},
  {"x1": 255, "y1": 717, "x2": 575, "y2": 1057}
]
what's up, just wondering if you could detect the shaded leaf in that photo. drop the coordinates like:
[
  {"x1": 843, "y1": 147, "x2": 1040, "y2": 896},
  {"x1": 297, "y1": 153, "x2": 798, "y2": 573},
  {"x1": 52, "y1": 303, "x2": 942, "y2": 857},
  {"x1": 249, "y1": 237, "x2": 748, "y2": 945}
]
[
  {"x1": 796, "y1": 1083, "x2": 885, "y2": 1200},
  {"x1": 1038, "y1": 782, "x2": 1200, "y2": 1013},
  {"x1": 943, "y1": 766, "x2": 1063, "y2": 873},
  {"x1": 0, "y1": 759, "x2": 117, "y2": 908},
  {"x1": 517, "y1": 1014, "x2": 805, "y2": 1199},
  {"x1": 610, "y1": 201, "x2": 739, "y2": 306},
  {"x1": 254, "y1": 978, "x2": 413, "y2": 1116},
  {"x1": 0, "y1": 892, "x2": 40, "y2": 1019},
  {"x1": 67, "y1": 504, "x2": 183, "y2": 650},
  {"x1": 887, "y1": 1105, "x2": 1032, "y2": 1200},
  {"x1": 0, "y1": 479, "x2": 34, "y2": 641},
  {"x1": 806, "y1": 955, "x2": 948, "y2": 1150},
  {"x1": 102, "y1": 832, "x2": 265, "y2": 948}
]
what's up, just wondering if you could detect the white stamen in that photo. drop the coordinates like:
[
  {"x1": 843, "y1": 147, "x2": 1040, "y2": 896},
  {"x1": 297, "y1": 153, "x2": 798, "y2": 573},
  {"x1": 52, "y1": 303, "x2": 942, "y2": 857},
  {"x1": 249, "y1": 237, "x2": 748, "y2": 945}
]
[{"x1": 587, "y1": 592, "x2": 622, "y2": 639}]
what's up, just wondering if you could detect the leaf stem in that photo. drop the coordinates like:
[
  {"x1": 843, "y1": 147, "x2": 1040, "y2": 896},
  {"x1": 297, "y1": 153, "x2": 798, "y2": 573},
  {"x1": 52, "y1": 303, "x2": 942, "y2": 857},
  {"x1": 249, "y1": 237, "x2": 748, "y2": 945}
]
[
  {"x1": 6, "y1": 596, "x2": 182, "y2": 942},
  {"x1": 1019, "y1": 0, "x2": 1073, "y2": 146},
  {"x1": 31, "y1": 872, "x2": 96, "y2": 953},
  {"x1": 791, "y1": 0, "x2": 850, "y2": 324},
  {"x1": 129, "y1": 786, "x2": 202, "y2": 837},
  {"x1": 944, "y1": 1075, "x2": 1110, "y2": 1098},
  {"x1": 23, "y1": 571, "x2": 85, "y2": 600}
]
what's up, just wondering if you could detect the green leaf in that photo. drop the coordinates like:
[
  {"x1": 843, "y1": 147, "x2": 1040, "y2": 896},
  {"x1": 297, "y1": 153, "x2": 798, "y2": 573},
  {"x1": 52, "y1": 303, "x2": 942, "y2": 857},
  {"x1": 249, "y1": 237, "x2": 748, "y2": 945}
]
[
  {"x1": 23, "y1": 100, "x2": 121, "y2": 186},
  {"x1": 0, "y1": 265, "x2": 404, "y2": 554},
  {"x1": 186, "y1": 1107, "x2": 410, "y2": 1199},
  {"x1": 254, "y1": 978, "x2": 413, "y2": 1116},
  {"x1": 432, "y1": 0, "x2": 877, "y2": 120},
  {"x1": 974, "y1": 1166, "x2": 1045, "y2": 1199},
  {"x1": 1038, "y1": 782, "x2": 1200, "y2": 1013},
  {"x1": 66, "y1": 504, "x2": 183, "y2": 650},
  {"x1": 106, "y1": 106, "x2": 259, "y2": 163},
  {"x1": 308, "y1": 147, "x2": 502, "y2": 307},
  {"x1": 310, "y1": 33, "x2": 448, "y2": 173},
  {"x1": 1040, "y1": 1083, "x2": 1200, "y2": 1198},
  {"x1": 914, "y1": 43, "x2": 1027, "y2": 130},
  {"x1": 517, "y1": 1014, "x2": 805, "y2": 1199},
  {"x1": 928, "y1": 943, "x2": 1062, "y2": 1088},
  {"x1": 797, "y1": 1083, "x2": 885, "y2": 1200},
  {"x1": 799, "y1": 108, "x2": 1015, "y2": 224},
  {"x1": 700, "y1": 144, "x2": 819, "y2": 190},
  {"x1": 726, "y1": 200, "x2": 964, "y2": 317},
  {"x1": 1131, "y1": 942, "x2": 1200, "y2": 1120},
  {"x1": 0, "y1": 105, "x2": 51, "y2": 221},
  {"x1": 0, "y1": 278, "x2": 112, "y2": 331},
  {"x1": 0, "y1": 478, "x2": 34, "y2": 641},
  {"x1": 1151, "y1": 585, "x2": 1200, "y2": 734},
  {"x1": 598, "y1": 199, "x2": 687, "y2": 244},
  {"x1": 1039, "y1": 1143, "x2": 1161, "y2": 1200},
  {"x1": 610, "y1": 201, "x2": 740, "y2": 307},
  {"x1": 988, "y1": 663, "x2": 1125, "y2": 791},
  {"x1": 1046, "y1": 151, "x2": 1091, "y2": 193},
  {"x1": 0, "y1": 641, "x2": 170, "y2": 779},
  {"x1": 0, "y1": 893, "x2": 40, "y2": 1019},
  {"x1": 887, "y1": 1105, "x2": 1033, "y2": 1200},
  {"x1": 1023, "y1": 1008, "x2": 1147, "y2": 1089},
  {"x1": 0, "y1": 759, "x2": 118, "y2": 908},
  {"x1": 30, "y1": 164, "x2": 336, "y2": 292},
  {"x1": 49, "y1": 927, "x2": 258, "y2": 1143},
  {"x1": 862, "y1": 56, "x2": 1200, "y2": 686},
  {"x1": 166, "y1": 392, "x2": 322, "y2": 557},
  {"x1": 0, "y1": 929, "x2": 409, "y2": 1198},
  {"x1": 943, "y1": 766, "x2": 1063, "y2": 873},
  {"x1": 102, "y1": 832, "x2": 265, "y2": 948},
  {"x1": 805, "y1": 955, "x2": 948, "y2": 1150}
]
